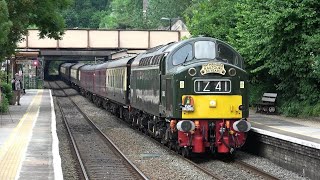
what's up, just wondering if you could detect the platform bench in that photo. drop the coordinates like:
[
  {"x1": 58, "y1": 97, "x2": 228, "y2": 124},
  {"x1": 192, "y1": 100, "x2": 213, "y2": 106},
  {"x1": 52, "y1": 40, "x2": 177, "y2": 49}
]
[{"x1": 256, "y1": 93, "x2": 277, "y2": 114}]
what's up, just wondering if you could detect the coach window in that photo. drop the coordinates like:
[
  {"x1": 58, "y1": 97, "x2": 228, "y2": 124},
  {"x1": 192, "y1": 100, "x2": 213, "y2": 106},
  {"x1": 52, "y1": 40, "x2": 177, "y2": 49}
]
[
  {"x1": 172, "y1": 44, "x2": 193, "y2": 66},
  {"x1": 195, "y1": 41, "x2": 216, "y2": 59}
]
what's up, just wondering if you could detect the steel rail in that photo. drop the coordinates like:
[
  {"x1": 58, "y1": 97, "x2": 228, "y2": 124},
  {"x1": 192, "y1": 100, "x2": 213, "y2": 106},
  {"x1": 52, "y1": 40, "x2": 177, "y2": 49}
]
[{"x1": 234, "y1": 160, "x2": 280, "y2": 180}]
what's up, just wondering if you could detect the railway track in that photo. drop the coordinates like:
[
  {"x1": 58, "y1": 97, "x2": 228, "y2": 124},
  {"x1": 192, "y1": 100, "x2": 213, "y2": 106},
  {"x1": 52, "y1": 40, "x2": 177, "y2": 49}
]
[{"x1": 49, "y1": 81, "x2": 148, "y2": 180}]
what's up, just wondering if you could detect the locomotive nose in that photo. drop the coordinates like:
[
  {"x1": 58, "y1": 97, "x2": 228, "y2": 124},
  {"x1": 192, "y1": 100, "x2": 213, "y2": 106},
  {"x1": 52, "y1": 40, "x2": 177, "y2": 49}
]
[{"x1": 233, "y1": 119, "x2": 251, "y2": 132}]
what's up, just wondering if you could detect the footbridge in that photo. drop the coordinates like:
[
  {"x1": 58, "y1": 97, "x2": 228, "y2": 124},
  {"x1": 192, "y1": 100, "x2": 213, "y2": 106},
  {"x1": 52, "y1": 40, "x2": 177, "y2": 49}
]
[
  {"x1": 13, "y1": 29, "x2": 188, "y2": 82},
  {"x1": 17, "y1": 29, "x2": 185, "y2": 61}
]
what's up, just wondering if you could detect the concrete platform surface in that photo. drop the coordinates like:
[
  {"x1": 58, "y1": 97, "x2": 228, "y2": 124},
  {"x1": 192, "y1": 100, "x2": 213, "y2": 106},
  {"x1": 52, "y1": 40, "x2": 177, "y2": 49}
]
[
  {"x1": 0, "y1": 89, "x2": 62, "y2": 180},
  {"x1": 249, "y1": 109, "x2": 320, "y2": 149}
]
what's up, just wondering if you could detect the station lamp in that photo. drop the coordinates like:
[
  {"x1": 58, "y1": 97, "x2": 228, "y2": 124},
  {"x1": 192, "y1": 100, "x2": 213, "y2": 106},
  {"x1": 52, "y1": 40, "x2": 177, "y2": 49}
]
[{"x1": 32, "y1": 60, "x2": 39, "y2": 66}]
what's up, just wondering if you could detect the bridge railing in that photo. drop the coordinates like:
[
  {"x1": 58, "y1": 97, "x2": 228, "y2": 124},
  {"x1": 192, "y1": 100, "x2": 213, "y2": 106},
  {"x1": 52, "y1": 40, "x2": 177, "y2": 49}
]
[{"x1": 18, "y1": 29, "x2": 185, "y2": 50}]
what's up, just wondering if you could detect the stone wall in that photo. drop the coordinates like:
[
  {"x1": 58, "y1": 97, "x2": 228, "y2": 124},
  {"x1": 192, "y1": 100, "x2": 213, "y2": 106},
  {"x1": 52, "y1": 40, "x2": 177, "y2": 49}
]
[{"x1": 243, "y1": 131, "x2": 320, "y2": 180}]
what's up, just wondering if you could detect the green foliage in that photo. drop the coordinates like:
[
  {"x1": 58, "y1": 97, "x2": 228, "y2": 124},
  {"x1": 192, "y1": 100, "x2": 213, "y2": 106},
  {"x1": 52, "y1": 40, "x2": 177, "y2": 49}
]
[
  {"x1": 281, "y1": 101, "x2": 302, "y2": 117},
  {"x1": 234, "y1": 0, "x2": 319, "y2": 116},
  {"x1": 0, "y1": 71, "x2": 9, "y2": 84},
  {"x1": 0, "y1": 94, "x2": 9, "y2": 113},
  {"x1": 62, "y1": 0, "x2": 110, "y2": 28},
  {"x1": 281, "y1": 101, "x2": 320, "y2": 117},
  {"x1": 147, "y1": 0, "x2": 192, "y2": 29},
  {"x1": 100, "y1": 0, "x2": 145, "y2": 29},
  {"x1": 185, "y1": 0, "x2": 236, "y2": 41},
  {"x1": 99, "y1": 0, "x2": 191, "y2": 29},
  {"x1": 0, "y1": 82, "x2": 12, "y2": 112},
  {"x1": 312, "y1": 103, "x2": 320, "y2": 117},
  {"x1": 0, "y1": 0, "x2": 71, "y2": 59},
  {"x1": 0, "y1": 0, "x2": 12, "y2": 47}
]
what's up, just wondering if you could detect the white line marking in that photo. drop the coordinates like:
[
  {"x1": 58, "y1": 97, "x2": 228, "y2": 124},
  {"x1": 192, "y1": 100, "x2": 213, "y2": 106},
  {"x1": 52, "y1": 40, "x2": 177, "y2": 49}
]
[
  {"x1": 50, "y1": 90, "x2": 64, "y2": 180},
  {"x1": 251, "y1": 127, "x2": 320, "y2": 150}
]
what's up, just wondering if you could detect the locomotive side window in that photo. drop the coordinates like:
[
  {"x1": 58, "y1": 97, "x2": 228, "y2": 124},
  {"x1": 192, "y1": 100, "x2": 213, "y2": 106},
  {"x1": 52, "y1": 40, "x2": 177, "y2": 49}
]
[
  {"x1": 172, "y1": 44, "x2": 193, "y2": 66},
  {"x1": 195, "y1": 41, "x2": 216, "y2": 59}
]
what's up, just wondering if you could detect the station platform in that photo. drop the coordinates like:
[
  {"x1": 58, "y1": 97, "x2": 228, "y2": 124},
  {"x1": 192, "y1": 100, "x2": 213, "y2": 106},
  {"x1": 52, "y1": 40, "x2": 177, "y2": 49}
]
[
  {"x1": 0, "y1": 89, "x2": 62, "y2": 180},
  {"x1": 249, "y1": 110, "x2": 320, "y2": 149}
]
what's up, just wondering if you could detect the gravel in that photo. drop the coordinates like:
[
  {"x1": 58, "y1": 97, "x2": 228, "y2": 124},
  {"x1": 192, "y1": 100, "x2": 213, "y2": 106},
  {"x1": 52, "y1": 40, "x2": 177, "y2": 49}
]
[{"x1": 236, "y1": 151, "x2": 309, "y2": 180}]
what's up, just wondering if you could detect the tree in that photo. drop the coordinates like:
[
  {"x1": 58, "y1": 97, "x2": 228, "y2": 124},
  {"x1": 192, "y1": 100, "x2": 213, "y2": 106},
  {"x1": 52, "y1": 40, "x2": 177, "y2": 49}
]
[
  {"x1": 99, "y1": 0, "x2": 191, "y2": 30},
  {"x1": 100, "y1": 0, "x2": 144, "y2": 29},
  {"x1": 0, "y1": 0, "x2": 71, "y2": 59},
  {"x1": 185, "y1": 0, "x2": 236, "y2": 40},
  {"x1": 147, "y1": 0, "x2": 192, "y2": 29},
  {"x1": 62, "y1": 0, "x2": 110, "y2": 28},
  {"x1": 233, "y1": 0, "x2": 320, "y2": 102},
  {"x1": 0, "y1": 0, "x2": 12, "y2": 47}
]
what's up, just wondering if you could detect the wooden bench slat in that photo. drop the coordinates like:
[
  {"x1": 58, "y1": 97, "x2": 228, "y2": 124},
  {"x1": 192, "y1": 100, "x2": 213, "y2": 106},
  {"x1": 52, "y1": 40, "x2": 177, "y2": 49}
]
[
  {"x1": 263, "y1": 93, "x2": 277, "y2": 98},
  {"x1": 261, "y1": 97, "x2": 276, "y2": 102}
]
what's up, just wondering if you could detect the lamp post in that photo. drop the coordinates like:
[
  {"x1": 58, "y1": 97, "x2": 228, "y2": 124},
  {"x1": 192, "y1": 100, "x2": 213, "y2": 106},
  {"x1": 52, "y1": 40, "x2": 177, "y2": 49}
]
[
  {"x1": 161, "y1": 17, "x2": 172, "y2": 30},
  {"x1": 6, "y1": 59, "x2": 9, "y2": 84}
]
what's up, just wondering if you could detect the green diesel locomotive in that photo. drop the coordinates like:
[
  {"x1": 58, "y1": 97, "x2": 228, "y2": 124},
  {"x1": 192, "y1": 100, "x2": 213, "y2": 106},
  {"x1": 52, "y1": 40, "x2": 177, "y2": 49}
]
[{"x1": 129, "y1": 37, "x2": 250, "y2": 156}]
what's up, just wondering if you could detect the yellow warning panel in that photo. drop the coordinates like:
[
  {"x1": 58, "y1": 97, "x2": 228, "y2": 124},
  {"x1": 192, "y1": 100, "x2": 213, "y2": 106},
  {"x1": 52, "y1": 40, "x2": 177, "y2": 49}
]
[{"x1": 182, "y1": 95, "x2": 242, "y2": 119}]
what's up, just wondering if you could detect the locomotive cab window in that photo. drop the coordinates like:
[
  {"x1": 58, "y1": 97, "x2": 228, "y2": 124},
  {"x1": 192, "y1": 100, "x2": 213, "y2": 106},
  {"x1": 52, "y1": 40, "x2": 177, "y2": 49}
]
[
  {"x1": 195, "y1": 41, "x2": 216, "y2": 59},
  {"x1": 172, "y1": 44, "x2": 193, "y2": 66},
  {"x1": 217, "y1": 44, "x2": 241, "y2": 67}
]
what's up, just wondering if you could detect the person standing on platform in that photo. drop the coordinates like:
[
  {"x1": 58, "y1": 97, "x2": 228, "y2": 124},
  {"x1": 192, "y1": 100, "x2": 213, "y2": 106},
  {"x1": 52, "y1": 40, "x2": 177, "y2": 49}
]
[
  {"x1": 11, "y1": 77, "x2": 22, "y2": 105},
  {"x1": 11, "y1": 77, "x2": 16, "y2": 104}
]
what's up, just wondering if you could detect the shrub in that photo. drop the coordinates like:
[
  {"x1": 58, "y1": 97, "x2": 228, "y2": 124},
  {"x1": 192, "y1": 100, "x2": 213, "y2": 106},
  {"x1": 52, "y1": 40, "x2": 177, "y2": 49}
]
[
  {"x1": 312, "y1": 103, "x2": 320, "y2": 117},
  {"x1": 0, "y1": 82, "x2": 13, "y2": 112},
  {"x1": 281, "y1": 101, "x2": 301, "y2": 117},
  {"x1": 0, "y1": 94, "x2": 9, "y2": 113}
]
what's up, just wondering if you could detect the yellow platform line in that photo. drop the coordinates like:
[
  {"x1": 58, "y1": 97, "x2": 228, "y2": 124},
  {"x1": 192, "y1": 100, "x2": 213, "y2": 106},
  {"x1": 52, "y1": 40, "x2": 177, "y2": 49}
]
[{"x1": 0, "y1": 90, "x2": 43, "y2": 180}]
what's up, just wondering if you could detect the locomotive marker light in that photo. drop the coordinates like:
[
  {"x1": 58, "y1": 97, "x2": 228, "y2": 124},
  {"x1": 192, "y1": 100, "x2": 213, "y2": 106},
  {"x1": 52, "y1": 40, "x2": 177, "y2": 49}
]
[
  {"x1": 188, "y1": 67, "x2": 197, "y2": 76},
  {"x1": 240, "y1": 81, "x2": 245, "y2": 88},
  {"x1": 179, "y1": 81, "x2": 184, "y2": 88},
  {"x1": 228, "y1": 67, "x2": 236, "y2": 76}
]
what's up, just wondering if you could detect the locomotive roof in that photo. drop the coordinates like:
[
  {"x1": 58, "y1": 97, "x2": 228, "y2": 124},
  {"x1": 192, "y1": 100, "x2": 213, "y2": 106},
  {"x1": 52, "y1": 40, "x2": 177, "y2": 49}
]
[
  {"x1": 142, "y1": 37, "x2": 237, "y2": 55},
  {"x1": 61, "y1": 62, "x2": 76, "y2": 68},
  {"x1": 107, "y1": 56, "x2": 136, "y2": 68},
  {"x1": 131, "y1": 36, "x2": 243, "y2": 68},
  {"x1": 71, "y1": 63, "x2": 85, "y2": 69},
  {"x1": 79, "y1": 64, "x2": 95, "y2": 71},
  {"x1": 80, "y1": 56, "x2": 136, "y2": 71},
  {"x1": 93, "y1": 61, "x2": 109, "y2": 70}
]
